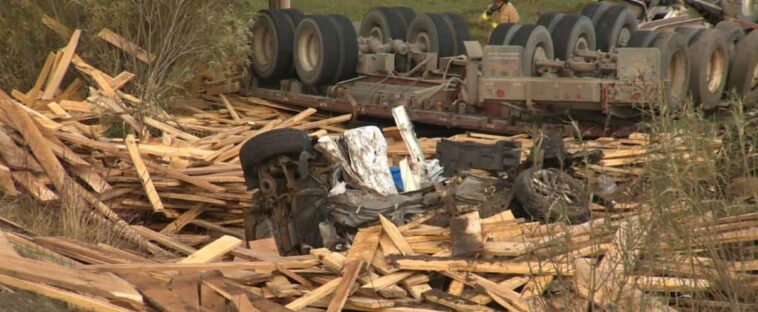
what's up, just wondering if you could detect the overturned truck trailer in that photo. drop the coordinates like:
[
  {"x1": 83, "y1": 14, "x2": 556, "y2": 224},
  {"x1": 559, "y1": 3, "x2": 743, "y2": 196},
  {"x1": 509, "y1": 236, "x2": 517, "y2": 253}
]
[{"x1": 247, "y1": 2, "x2": 758, "y2": 134}]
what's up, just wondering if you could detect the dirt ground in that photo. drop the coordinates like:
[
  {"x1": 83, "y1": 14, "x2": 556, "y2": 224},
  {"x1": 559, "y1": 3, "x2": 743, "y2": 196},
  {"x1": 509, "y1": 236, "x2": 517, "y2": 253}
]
[{"x1": 0, "y1": 288, "x2": 79, "y2": 312}]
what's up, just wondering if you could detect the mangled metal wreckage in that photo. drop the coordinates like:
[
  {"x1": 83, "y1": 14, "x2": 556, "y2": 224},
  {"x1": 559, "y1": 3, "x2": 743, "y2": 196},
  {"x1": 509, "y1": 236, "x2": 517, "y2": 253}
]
[{"x1": 239, "y1": 107, "x2": 598, "y2": 256}]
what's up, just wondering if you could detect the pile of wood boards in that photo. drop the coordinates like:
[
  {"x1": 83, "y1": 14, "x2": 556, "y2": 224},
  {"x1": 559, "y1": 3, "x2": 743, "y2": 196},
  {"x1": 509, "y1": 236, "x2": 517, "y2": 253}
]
[{"x1": 0, "y1": 16, "x2": 755, "y2": 312}]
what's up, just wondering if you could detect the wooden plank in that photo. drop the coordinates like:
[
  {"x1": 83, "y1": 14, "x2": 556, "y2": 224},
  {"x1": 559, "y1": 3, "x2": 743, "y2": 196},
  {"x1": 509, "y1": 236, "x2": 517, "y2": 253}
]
[
  {"x1": 82, "y1": 260, "x2": 318, "y2": 273},
  {"x1": 70, "y1": 166, "x2": 112, "y2": 193},
  {"x1": 361, "y1": 271, "x2": 414, "y2": 290},
  {"x1": 285, "y1": 277, "x2": 342, "y2": 311},
  {"x1": 0, "y1": 164, "x2": 19, "y2": 196},
  {"x1": 391, "y1": 257, "x2": 569, "y2": 275},
  {"x1": 144, "y1": 117, "x2": 200, "y2": 141},
  {"x1": 220, "y1": 95, "x2": 241, "y2": 121},
  {"x1": 109, "y1": 71, "x2": 135, "y2": 90},
  {"x1": 41, "y1": 15, "x2": 73, "y2": 39},
  {"x1": 160, "y1": 206, "x2": 206, "y2": 235},
  {"x1": 327, "y1": 259, "x2": 364, "y2": 312},
  {"x1": 0, "y1": 256, "x2": 143, "y2": 305},
  {"x1": 131, "y1": 225, "x2": 195, "y2": 255},
  {"x1": 0, "y1": 127, "x2": 43, "y2": 172},
  {"x1": 294, "y1": 114, "x2": 352, "y2": 131},
  {"x1": 97, "y1": 28, "x2": 154, "y2": 63},
  {"x1": 178, "y1": 235, "x2": 242, "y2": 264},
  {"x1": 11, "y1": 171, "x2": 59, "y2": 202},
  {"x1": 42, "y1": 29, "x2": 81, "y2": 100},
  {"x1": 125, "y1": 134, "x2": 165, "y2": 213},
  {"x1": 28, "y1": 52, "x2": 57, "y2": 100},
  {"x1": 0, "y1": 274, "x2": 131, "y2": 312},
  {"x1": 423, "y1": 289, "x2": 497, "y2": 312},
  {"x1": 379, "y1": 215, "x2": 415, "y2": 255},
  {"x1": 0, "y1": 230, "x2": 18, "y2": 258},
  {"x1": 278, "y1": 108, "x2": 317, "y2": 128}
]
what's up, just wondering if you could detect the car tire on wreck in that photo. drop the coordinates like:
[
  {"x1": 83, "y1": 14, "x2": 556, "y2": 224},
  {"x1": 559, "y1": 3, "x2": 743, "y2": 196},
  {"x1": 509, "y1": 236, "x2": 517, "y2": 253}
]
[
  {"x1": 360, "y1": 7, "x2": 407, "y2": 43},
  {"x1": 250, "y1": 9, "x2": 303, "y2": 81},
  {"x1": 406, "y1": 13, "x2": 457, "y2": 58},
  {"x1": 688, "y1": 29, "x2": 730, "y2": 109},
  {"x1": 626, "y1": 30, "x2": 661, "y2": 48},
  {"x1": 715, "y1": 21, "x2": 746, "y2": 61},
  {"x1": 513, "y1": 168, "x2": 590, "y2": 224},
  {"x1": 594, "y1": 5, "x2": 638, "y2": 52},
  {"x1": 550, "y1": 14, "x2": 596, "y2": 61},
  {"x1": 327, "y1": 14, "x2": 359, "y2": 83},
  {"x1": 580, "y1": 1, "x2": 612, "y2": 25},
  {"x1": 294, "y1": 15, "x2": 341, "y2": 86},
  {"x1": 239, "y1": 128, "x2": 314, "y2": 189},
  {"x1": 488, "y1": 23, "x2": 522, "y2": 45},
  {"x1": 509, "y1": 24, "x2": 555, "y2": 77},
  {"x1": 652, "y1": 31, "x2": 691, "y2": 112},
  {"x1": 726, "y1": 31, "x2": 758, "y2": 107},
  {"x1": 536, "y1": 12, "x2": 566, "y2": 34},
  {"x1": 442, "y1": 13, "x2": 471, "y2": 56}
]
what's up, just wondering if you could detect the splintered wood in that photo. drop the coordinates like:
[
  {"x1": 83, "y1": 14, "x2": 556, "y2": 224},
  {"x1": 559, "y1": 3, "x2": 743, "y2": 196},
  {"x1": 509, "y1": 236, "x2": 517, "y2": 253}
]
[{"x1": 0, "y1": 14, "x2": 754, "y2": 312}]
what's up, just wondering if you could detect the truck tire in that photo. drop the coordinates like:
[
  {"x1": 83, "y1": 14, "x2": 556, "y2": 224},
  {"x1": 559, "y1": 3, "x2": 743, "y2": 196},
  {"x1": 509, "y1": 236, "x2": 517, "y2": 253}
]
[
  {"x1": 360, "y1": 7, "x2": 405, "y2": 43},
  {"x1": 488, "y1": 23, "x2": 522, "y2": 45},
  {"x1": 407, "y1": 13, "x2": 457, "y2": 58},
  {"x1": 510, "y1": 25, "x2": 555, "y2": 77},
  {"x1": 513, "y1": 168, "x2": 590, "y2": 224},
  {"x1": 327, "y1": 14, "x2": 359, "y2": 83},
  {"x1": 688, "y1": 29, "x2": 730, "y2": 109},
  {"x1": 652, "y1": 32, "x2": 691, "y2": 111},
  {"x1": 675, "y1": 27, "x2": 706, "y2": 44},
  {"x1": 627, "y1": 30, "x2": 660, "y2": 48},
  {"x1": 715, "y1": 21, "x2": 745, "y2": 60},
  {"x1": 581, "y1": 1, "x2": 611, "y2": 25},
  {"x1": 727, "y1": 31, "x2": 758, "y2": 107},
  {"x1": 595, "y1": 5, "x2": 638, "y2": 52},
  {"x1": 240, "y1": 129, "x2": 313, "y2": 189},
  {"x1": 443, "y1": 13, "x2": 470, "y2": 56},
  {"x1": 294, "y1": 15, "x2": 340, "y2": 86},
  {"x1": 551, "y1": 14, "x2": 596, "y2": 61},
  {"x1": 536, "y1": 12, "x2": 565, "y2": 34},
  {"x1": 391, "y1": 7, "x2": 416, "y2": 28},
  {"x1": 250, "y1": 9, "x2": 299, "y2": 81}
]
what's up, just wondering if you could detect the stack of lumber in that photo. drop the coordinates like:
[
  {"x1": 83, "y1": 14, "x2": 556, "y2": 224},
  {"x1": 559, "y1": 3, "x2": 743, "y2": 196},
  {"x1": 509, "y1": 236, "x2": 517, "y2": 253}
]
[{"x1": 2, "y1": 204, "x2": 757, "y2": 311}]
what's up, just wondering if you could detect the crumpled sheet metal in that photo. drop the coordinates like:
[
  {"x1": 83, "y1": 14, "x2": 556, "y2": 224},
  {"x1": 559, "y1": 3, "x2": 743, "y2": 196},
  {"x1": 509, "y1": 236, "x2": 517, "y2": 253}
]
[
  {"x1": 327, "y1": 191, "x2": 427, "y2": 228},
  {"x1": 343, "y1": 126, "x2": 398, "y2": 195}
]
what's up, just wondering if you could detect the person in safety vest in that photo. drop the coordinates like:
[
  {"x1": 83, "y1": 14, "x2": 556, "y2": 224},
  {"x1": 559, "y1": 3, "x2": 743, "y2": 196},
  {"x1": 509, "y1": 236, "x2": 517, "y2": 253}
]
[{"x1": 481, "y1": 0, "x2": 520, "y2": 28}]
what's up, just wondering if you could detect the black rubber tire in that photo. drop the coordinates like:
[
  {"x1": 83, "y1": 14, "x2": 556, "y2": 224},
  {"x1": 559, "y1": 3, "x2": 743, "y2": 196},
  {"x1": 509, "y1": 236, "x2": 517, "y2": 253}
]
[
  {"x1": 509, "y1": 24, "x2": 555, "y2": 76},
  {"x1": 294, "y1": 15, "x2": 340, "y2": 86},
  {"x1": 595, "y1": 5, "x2": 638, "y2": 52},
  {"x1": 239, "y1": 129, "x2": 313, "y2": 189},
  {"x1": 488, "y1": 23, "x2": 522, "y2": 45},
  {"x1": 360, "y1": 7, "x2": 406, "y2": 43},
  {"x1": 551, "y1": 14, "x2": 596, "y2": 61},
  {"x1": 581, "y1": 1, "x2": 612, "y2": 25},
  {"x1": 652, "y1": 32, "x2": 691, "y2": 111},
  {"x1": 513, "y1": 168, "x2": 590, "y2": 225},
  {"x1": 626, "y1": 30, "x2": 661, "y2": 48},
  {"x1": 279, "y1": 9, "x2": 305, "y2": 78},
  {"x1": 688, "y1": 29, "x2": 730, "y2": 109},
  {"x1": 250, "y1": 9, "x2": 299, "y2": 81},
  {"x1": 536, "y1": 12, "x2": 565, "y2": 34},
  {"x1": 327, "y1": 14, "x2": 359, "y2": 83},
  {"x1": 391, "y1": 7, "x2": 416, "y2": 28},
  {"x1": 443, "y1": 13, "x2": 470, "y2": 56},
  {"x1": 675, "y1": 27, "x2": 706, "y2": 45},
  {"x1": 727, "y1": 31, "x2": 758, "y2": 107},
  {"x1": 406, "y1": 13, "x2": 457, "y2": 58},
  {"x1": 715, "y1": 21, "x2": 746, "y2": 61}
]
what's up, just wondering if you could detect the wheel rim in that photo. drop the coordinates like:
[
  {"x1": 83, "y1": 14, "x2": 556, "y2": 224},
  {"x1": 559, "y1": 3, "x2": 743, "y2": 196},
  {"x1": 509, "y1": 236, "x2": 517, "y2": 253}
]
[
  {"x1": 668, "y1": 49, "x2": 687, "y2": 100},
  {"x1": 706, "y1": 47, "x2": 727, "y2": 93},
  {"x1": 414, "y1": 32, "x2": 431, "y2": 52},
  {"x1": 254, "y1": 21, "x2": 275, "y2": 67},
  {"x1": 618, "y1": 27, "x2": 632, "y2": 47},
  {"x1": 533, "y1": 45, "x2": 548, "y2": 73},
  {"x1": 297, "y1": 26, "x2": 320, "y2": 72},
  {"x1": 752, "y1": 64, "x2": 758, "y2": 90},
  {"x1": 743, "y1": 0, "x2": 755, "y2": 17},
  {"x1": 369, "y1": 26, "x2": 385, "y2": 42},
  {"x1": 574, "y1": 36, "x2": 590, "y2": 54}
]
